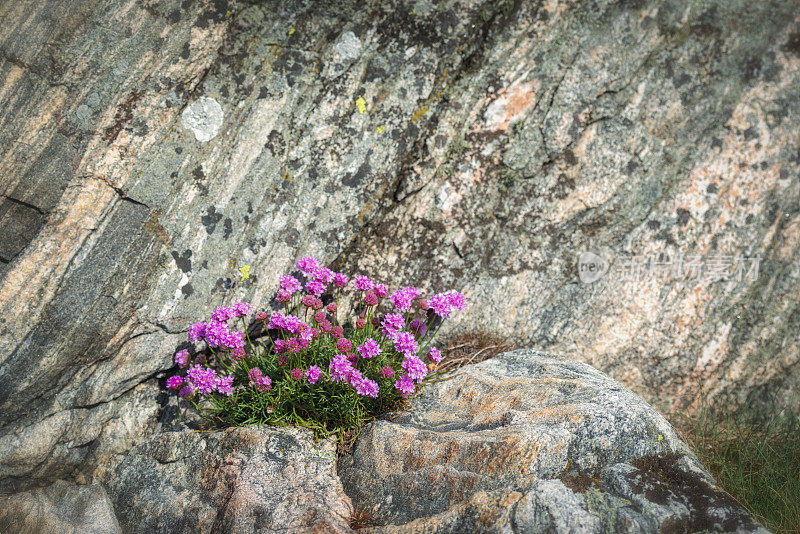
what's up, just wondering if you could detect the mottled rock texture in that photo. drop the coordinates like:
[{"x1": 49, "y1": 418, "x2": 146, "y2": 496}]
[
  {"x1": 0, "y1": 0, "x2": 798, "y2": 493},
  {"x1": 0, "y1": 480, "x2": 121, "y2": 534},
  {"x1": 96, "y1": 426, "x2": 352, "y2": 533},
  {"x1": 339, "y1": 350, "x2": 767, "y2": 533}
]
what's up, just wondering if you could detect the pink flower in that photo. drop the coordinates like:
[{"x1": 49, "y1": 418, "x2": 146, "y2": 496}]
[
  {"x1": 356, "y1": 317, "x2": 367, "y2": 329},
  {"x1": 333, "y1": 272, "x2": 349, "y2": 288},
  {"x1": 326, "y1": 303, "x2": 337, "y2": 313},
  {"x1": 178, "y1": 385, "x2": 194, "y2": 398},
  {"x1": 337, "y1": 338, "x2": 353, "y2": 353},
  {"x1": 314, "y1": 267, "x2": 335, "y2": 284},
  {"x1": 187, "y1": 364, "x2": 217, "y2": 395},
  {"x1": 303, "y1": 295, "x2": 317, "y2": 308},
  {"x1": 409, "y1": 319, "x2": 427, "y2": 337},
  {"x1": 306, "y1": 279, "x2": 326, "y2": 297},
  {"x1": 394, "y1": 374, "x2": 415, "y2": 396},
  {"x1": 314, "y1": 311, "x2": 326, "y2": 324},
  {"x1": 357, "y1": 338, "x2": 382, "y2": 359},
  {"x1": 166, "y1": 375, "x2": 184, "y2": 390},
  {"x1": 390, "y1": 286, "x2": 420, "y2": 312},
  {"x1": 256, "y1": 310, "x2": 269, "y2": 321},
  {"x1": 332, "y1": 326, "x2": 344, "y2": 339},
  {"x1": 346, "y1": 367, "x2": 364, "y2": 386},
  {"x1": 204, "y1": 321, "x2": 231, "y2": 348},
  {"x1": 394, "y1": 331, "x2": 418, "y2": 357},
  {"x1": 354, "y1": 275, "x2": 373, "y2": 292},
  {"x1": 232, "y1": 301, "x2": 252, "y2": 318},
  {"x1": 291, "y1": 368, "x2": 304, "y2": 380},
  {"x1": 428, "y1": 291, "x2": 466, "y2": 318},
  {"x1": 363, "y1": 293, "x2": 378, "y2": 306},
  {"x1": 328, "y1": 354, "x2": 352, "y2": 383},
  {"x1": 306, "y1": 365, "x2": 322, "y2": 384},
  {"x1": 188, "y1": 322, "x2": 207, "y2": 342},
  {"x1": 447, "y1": 291, "x2": 466, "y2": 311},
  {"x1": 215, "y1": 375, "x2": 234, "y2": 396},
  {"x1": 353, "y1": 377, "x2": 379, "y2": 397},
  {"x1": 296, "y1": 256, "x2": 320, "y2": 275},
  {"x1": 428, "y1": 347, "x2": 442, "y2": 363},
  {"x1": 174, "y1": 350, "x2": 190, "y2": 367},
  {"x1": 381, "y1": 313, "x2": 405, "y2": 337},
  {"x1": 319, "y1": 320, "x2": 333, "y2": 334},
  {"x1": 380, "y1": 366, "x2": 395, "y2": 378},
  {"x1": 273, "y1": 339, "x2": 287, "y2": 354},
  {"x1": 248, "y1": 367, "x2": 272, "y2": 392},
  {"x1": 280, "y1": 275, "x2": 302, "y2": 294},
  {"x1": 309, "y1": 328, "x2": 320, "y2": 339},
  {"x1": 276, "y1": 289, "x2": 292, "y2": 303},
  {"x1": 222, "y1": 330, "x2": 245, "y2": 350},
  {"x1": 402, "y1": 356, "x2": 428, "y2": 381},
  {"x1": 373, "y1": 283, "x2": 388, "y2": 298},
  {"x1": 231, "y1": 347, "x2": 246, "y2": 361},
  {"x1": 211, "y1": 306, "x2": 235, "y2": 323}
]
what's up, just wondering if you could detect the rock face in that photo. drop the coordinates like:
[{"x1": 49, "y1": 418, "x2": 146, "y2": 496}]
[
  {"x1": 1, "y1": 0, "x2": 798, "y2": 490},
  {"x1": 96, "y1": 426, "x2": 352, "y2": 533},
  {"x1": 339, "y1": 350, "x2": 766, "y2": 533},
  {"x1": 0, "y1": 480, "x2": 121, "y2": 534}
]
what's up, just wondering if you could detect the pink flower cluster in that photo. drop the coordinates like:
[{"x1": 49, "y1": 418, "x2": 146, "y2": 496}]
[
  {"x1": 427, "y1": 291, "x2": 466, "y2": 318},
  {"x1": 168, "y1": 363, "x2": 235, "y2": 397},
  {"x1": 188, "y1": 301, "x2": 251, "y2": 349}
]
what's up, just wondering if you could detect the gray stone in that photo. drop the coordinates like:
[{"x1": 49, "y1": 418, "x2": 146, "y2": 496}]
[
  {"x1": 325, "y1": 31, "x2": 364, "y2": 79},
  {"x1": 0, "y1": 480, "x2": 121, "y2": 534},
  {"x1": 97, "y1": 426, "x2": 353, "y2": 533},
  {"x1": 339, "y1": 350, "x2": 768, "y2": 533}
]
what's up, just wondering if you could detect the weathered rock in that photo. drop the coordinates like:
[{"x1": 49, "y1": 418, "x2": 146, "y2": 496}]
[
  {"x1": 97, "y1": 426, "x2": 353, "y2": 533},
  {"x1": 0, "y1": 480, "x2": 121, "y2": 534},
  {"x1": 0, "y1": 0, "x2": 798, "y2": 491},
  {"x1": 339, "y1": 350, "x2": 767, "y2": 533}
]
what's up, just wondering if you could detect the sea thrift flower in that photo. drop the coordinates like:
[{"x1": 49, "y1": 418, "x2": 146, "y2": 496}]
[
  {"x1": 188, "y1": 322, "x2": 207, "y2": 342},
  {"x1": 329, "y1": 354, "x2": 352, "y2": 383},
  {"x1": 222, "y1": 330, "x2": 245, "y2": 350},
  {"x1": 363, "y1": 293, "x2": 378, "y2": 306},
  {"x1": 337, "y1": 338, "x2": 353, "y2": 353},
  {"x1": 273, "y1": 339, "x2": 287, "y2": 354},
  {"x1": 394, "y1": 331, "x2": 419, "y2": 357},
  {"x1": 178, "y1": 385, "x2": 194, "y2": 398},
  {"x1": 394, "y1": 374, "x2": 415, "y2": 396},
  {"x1": 296, "y1": 256, "x2": 320, "y2": 275},
  {"x1": 429, "y1": 291, "x2": 466, "y2": 318},
  {"x1": 306, "y1": 365, "x2": 322, "y2": 384},
  {"x1": 303, "y1": 295, "x2": 317, "y2": 308},
  {"x1": 280, "y1": 275, "x2": 302, "y2": 294},
  {"x1": 291, "y1": 368, "x2": 304, "y2": 380},
  {"x1": 326, "y1": 303, "x2": 337, "y2": 313},
  {"x1": 309, "y1": 297, "x2": 323, "y2": 310},
  {"x1": 428, "y1": 347, "x2": 442, "y2": 363},
  {"x1": 346, "y1": 352, "x2": 358, "y2": 364},
  {"x1": 402, "y1": 356, "x2": 428, "y2": 381},
  {"x1": 319, "y1": 320, "x2": 333, "y2": 334},
  {"x1": 373, "y1": 283, "x2": 388, "y2": 298},
  {"x1": 305, "y1": 280, "x2": 326, "y2": 297},
  {"x1": 174, "y1": 349, "x2": 190, "y2": 367},
  {"x1": 346, "y1": 367, "x2": 364, "y2": 386},
  {"x1": 354, "y1": 377, "x2": 379, "y2": 398},
  {"x1": 314, "y1": 267, "x2": 335, "y2": 284},
  {"x1": 187, "y1": 364, "x2": 217, "y2": 395},
  {"x1": 332, "y1": 326, "x2": 344, "y2": 338},
  {"x1": 357, "y1": 338, "x2": 381, "y2": 359},
  {"x1": 390, "y1": 286, "x2": 420, "y2": 312},
  {"x1": 309, "y1": 328, "x2": 320, "y2": 339},
  {"x1": 333, "y1": 272, "x2": 349, "y2": 288},
  {"x1": 354, "y1": 275, "x2": 373, "y2": 292},
  {"x1": 232, "y1": 301, "x2": 252, "y2": 318},
  {"x1": 166, "y1": 375, "x2": 183, "y2": 390},
  {"x1": 380, "y1": 366, "x2": 395, "y2": 378},
  {"x1": 446, "y1": 291, "x2": 466, "y2": 311},
  {"x1": 231, "y1": 347, "x2": 246, "y2": 361},
  {"x1": 256, "y1": 310, "x2": 269, "y2": 321},
  {"x1": 216, "y1": 375, "x2": 234, "y2": 396},
  {"x1": 381, "y1": 313, "x2": 405, "y2": 337},
  {"x1": 210, "y1": 306, "x2": 235, "y2": 323},
  {"x1": 204, "y1": 321, "x2": 231, "y2": 348},
  {"x1": 314, "y1": 311, "x2": 326, "y2": 324},
  {"x1": 277, "y1": 355, "x2": 289, "y2": 366},
  {"x1": 356, "y1": 317, "x2": 367, "y2": 329},
  {"x1": 248, "y1": 367, "x2": 272, "y2": 391},
  {"x1": 276, "y1": 289, "x2": 292, "y2": 303}
]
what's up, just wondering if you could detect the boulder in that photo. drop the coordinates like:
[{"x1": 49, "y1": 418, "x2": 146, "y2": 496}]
[
  {"x1": 1, "y1": 0, "x2": 798, "y2": 490},
  {"x1": 338, "y1": 350, "x2": 767, "y2": 533},
  {"x1": 0, "y1": 480, "x2": 121, "y2": 534},
  {"x1": 96, "y1": 426, "x2": 353, "y2": 533}
]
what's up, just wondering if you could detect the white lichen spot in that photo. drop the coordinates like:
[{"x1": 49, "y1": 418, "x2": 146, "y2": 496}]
[{"x1": 181, "y1": 96, "x2": 224, "y2": 142}]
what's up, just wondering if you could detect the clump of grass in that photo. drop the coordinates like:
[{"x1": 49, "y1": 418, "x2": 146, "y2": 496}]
[
  {"x1": 672, "y1": 402, "x2": 800, "y2": 533},
  {"x1": 434, "y1": 331, "x2": 515, "y2": 375},
  {"x1": 348, "y1": 500, "x2": 379, "y2": 530}
]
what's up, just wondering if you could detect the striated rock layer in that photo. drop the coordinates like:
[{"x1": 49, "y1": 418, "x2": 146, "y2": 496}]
[{"x1": 1, "y1": 0, "x2": 799, "y2": 490}]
